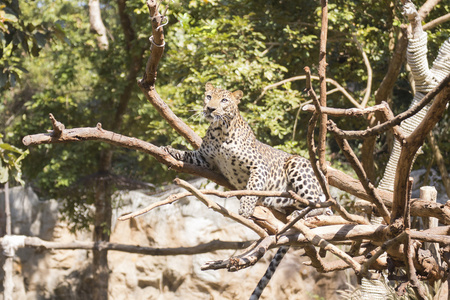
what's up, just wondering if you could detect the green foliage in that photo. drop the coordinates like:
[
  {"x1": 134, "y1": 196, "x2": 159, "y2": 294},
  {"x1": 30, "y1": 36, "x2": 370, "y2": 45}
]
[
  {"x1": 0, "y1": 0, "x2": 60, "y2": 89},
  {"x1": 0, "y1": 133, "x2": 28, "y2": 184},
  {"x1": 0, "y1": 0, "x2": 449, "y2": 230}
]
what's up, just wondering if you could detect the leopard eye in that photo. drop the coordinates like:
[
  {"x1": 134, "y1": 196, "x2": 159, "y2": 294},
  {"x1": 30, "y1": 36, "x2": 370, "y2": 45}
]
[
  {"x1": 205, "y1": 95, "x2": 211, "y2": 101},
  {"x1": 221, "y1": 98, "x2": 228, "y2": 103}
]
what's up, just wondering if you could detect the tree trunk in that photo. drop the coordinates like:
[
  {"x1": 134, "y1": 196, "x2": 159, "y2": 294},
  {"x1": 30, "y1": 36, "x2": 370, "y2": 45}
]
[{"x1": 92, "y1": 149, "x2": 113, "y2": 300}]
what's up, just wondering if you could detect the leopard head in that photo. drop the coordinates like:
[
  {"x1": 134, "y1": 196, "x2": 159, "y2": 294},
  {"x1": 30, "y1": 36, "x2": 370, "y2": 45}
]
[{"x1": 203, "y1": 82, "x2": 243, "y2": 124}]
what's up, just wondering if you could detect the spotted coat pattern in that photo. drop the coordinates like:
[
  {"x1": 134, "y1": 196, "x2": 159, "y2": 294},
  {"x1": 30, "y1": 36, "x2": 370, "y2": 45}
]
[{"x1": 163, "y1": 82, "x2": 322, "y2": 218}]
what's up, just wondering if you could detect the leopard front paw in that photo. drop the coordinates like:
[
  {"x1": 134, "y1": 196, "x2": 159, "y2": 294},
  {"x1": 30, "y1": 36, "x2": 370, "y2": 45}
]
[
  {"x1": 239, "y1": 197, "x2": 256, "y2": 218},
  {"x1": 161, "y1": 146, "x2": 183, "y2": 161}
]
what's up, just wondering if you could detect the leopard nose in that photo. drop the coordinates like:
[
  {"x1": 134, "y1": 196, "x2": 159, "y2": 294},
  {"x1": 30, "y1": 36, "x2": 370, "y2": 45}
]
[{"x1": 206, "y1": 106, "x2": 216, "y2": 114}]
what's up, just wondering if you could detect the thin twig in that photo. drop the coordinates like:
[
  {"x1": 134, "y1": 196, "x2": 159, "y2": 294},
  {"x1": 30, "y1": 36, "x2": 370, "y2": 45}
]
[
  {"x1": 118, "y1": 191, "x2": 191, "y2": 220},
  {"x1": 201, "y1": 236, "x2": 276, "y2": 271},
  {"x1": 329, "y1": 73, "x2": 450, "y2": 140},
  {"x1": 277, "y1": 207, "x2": 312, "y2": 236},
  {"x1": 174, "y1": 179, "x2": 268, "y2": 238},
  {"x1": 254, "y1": 75, "x2": 360, "y2": 108},
  {"x1": 353, "y1": 35, "x2": 372, "y2": 108},
  {"x1": 329, "y1": 124, "x2": 391, "y2": 223}
]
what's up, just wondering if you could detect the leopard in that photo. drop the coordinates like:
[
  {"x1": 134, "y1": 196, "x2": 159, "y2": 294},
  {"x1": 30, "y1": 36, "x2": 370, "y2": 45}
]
[
  {"x1": 162, "y1": 82, "x2": 327, "y2": 299},
  {"x1": 163, "y1": 82, "x2": 323, "y2": 217}
]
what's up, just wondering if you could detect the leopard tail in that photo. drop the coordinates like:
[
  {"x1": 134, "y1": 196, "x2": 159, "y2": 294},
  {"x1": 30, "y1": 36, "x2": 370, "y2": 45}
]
[{"x1": 248, "y1": 246, "x2": 289, "y2": 300}]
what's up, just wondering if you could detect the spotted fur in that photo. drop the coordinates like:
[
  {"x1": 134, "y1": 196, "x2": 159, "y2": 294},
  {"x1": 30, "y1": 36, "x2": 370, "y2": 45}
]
[
  {"x1": 249, "y1": 246, "x2": 288, "y2": 300},
  {"x1": 163, "y1": 82, "x2": 323, "y2": 218}
]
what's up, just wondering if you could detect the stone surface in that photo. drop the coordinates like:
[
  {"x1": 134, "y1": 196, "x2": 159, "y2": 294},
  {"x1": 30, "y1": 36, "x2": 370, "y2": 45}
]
[{"x1": 1, "y1": 180, "x2": 350, "y2": 299}]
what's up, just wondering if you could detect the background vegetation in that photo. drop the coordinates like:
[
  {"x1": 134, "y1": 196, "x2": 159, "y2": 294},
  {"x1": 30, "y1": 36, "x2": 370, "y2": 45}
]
[{"x1": 0, "y1": 0, "x2": 449, "y2": 292}]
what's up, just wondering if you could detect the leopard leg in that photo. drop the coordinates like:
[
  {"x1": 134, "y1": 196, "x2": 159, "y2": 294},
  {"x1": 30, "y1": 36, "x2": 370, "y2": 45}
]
[
  {"x1": 239, "y1": 166, "x2": 268, "y2": 218},
  {"x1": 285, "y1": 156, "x2": 322, "y2": 202},
  {"x1": 285, "y1": 156, "x2": 333, "y2": 216},
  {"x1": 161, "y1": 146, "x2": 211, "y2": 169}
]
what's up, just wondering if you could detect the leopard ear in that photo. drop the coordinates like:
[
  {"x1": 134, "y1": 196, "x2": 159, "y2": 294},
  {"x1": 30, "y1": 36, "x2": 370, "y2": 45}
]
[
  {"x1": 205, "y1": 82, "x2": 214, "y2": 91},
  {"x1": 232, "y1": 90, "x2": 243, "y2": 104}
]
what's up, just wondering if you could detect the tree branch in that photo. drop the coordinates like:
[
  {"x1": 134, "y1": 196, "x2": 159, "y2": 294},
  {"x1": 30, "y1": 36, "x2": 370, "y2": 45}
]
[
  {"x1": 22, "y1": 119, "x2": 232, "y2": 189},
  {"x1": 423, "y1": 13, "x2": 450, "y2": 30},
  {"x1": 329, "y1": 73, "x2": 450, "y2": 139},
  {"x1": 137, "y1": 0, "x2": 202, "y2": 149},
  {"x1": 255, "y1": 75, "x2": 361, "y2": 108},
  {"x1": 201, "y1": 236, "x2": 276, "y2": 271},
  {"x1": 174, "y1": 179, "x2": 268, "y2": 238},
  {"x1": 0, "y1": 236, "x2": 251, "y2": 255},
  {"x1": 318, "y1": 0, "x2": 329, "y2": 176},
  {"x1": 391, "y1": 79, "x2": 450, "y2": 224},
  {"x1": 88, "y1": 0, "x2": 109, "y2": 50},
  {"x1": 353, "y1": 35, "x2": 373, "y2": 108},
  {"x1": 304, "y1": 67, "x2": 332, "y2": 199},
  {"x1": 329, "y1": 124, "x2": 391, "y2": 223}
]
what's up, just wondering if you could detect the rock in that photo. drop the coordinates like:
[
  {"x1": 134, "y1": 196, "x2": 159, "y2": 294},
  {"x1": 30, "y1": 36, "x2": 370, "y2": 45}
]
[{"x1": 1, "y1": 180, "x2": 348, "y2": 299}]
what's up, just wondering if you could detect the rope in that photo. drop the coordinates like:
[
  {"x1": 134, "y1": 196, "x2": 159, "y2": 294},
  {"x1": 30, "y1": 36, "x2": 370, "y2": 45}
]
[
  {"x1": 1, "y1": 235, "x2": 26, "y2": 257},
  {"x1": 149, "y1": 36, "x2": 165, "y2": 48}
]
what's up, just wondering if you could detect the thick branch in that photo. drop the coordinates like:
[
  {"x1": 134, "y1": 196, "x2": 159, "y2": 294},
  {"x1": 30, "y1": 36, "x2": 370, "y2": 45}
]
[
  {"x1": 0, "y1": 236, "x2": 251, "y2": 255},
  {"x1": 423, "y1": 13, "x2": 450, "y2": 30},
  {"x1": 22, "y1": 121, "x2": 232, "y2": 189},
  {"x1": 88, "y1": 0, "x2": 109, "y2": 50},
  {"x1": 391, "y1": 81, "x2": 450, "y2": 223},
  {"x1": 327, "y1": 166, "x2": 450, "y2": 224},
  {"x1": 317, "y1": 0, "x2": 329, "y2": 175}
]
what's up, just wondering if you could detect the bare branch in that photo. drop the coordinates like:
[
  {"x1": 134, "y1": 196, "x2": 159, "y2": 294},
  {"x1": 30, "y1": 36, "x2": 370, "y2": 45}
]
[
  {"x1": 22, "y1": 121, "x2": 232, "y2": 189},
  {"x1": 353, "y1": 36, "x2": 373, "y2": 108},
  {"x1": 295, "y1": 221, "x2": 370, "y2": 277},
  {"x1": 255, "y1": 75, "x2": 361, "y2": 108},
  {"x1": 174, "y1": 179, "x2": 268, "y2": 238},
  {"x1": 423, "y1": 13, "x2": 450, "y2": 30},
  {"x1": 329, "y1": 73, "x2": 450, "y2": 139},
  {"x1": 329, "y1": 124, "x2": 391, "y2": 223},
  {"x1": 318, "y1": 0, "x2": 329, "y2": 176},
  {"x1": 137, "y1": 0, "x2": 202, "y2": 149},
  {"x1": 391, "y1": 79, "x2": 450, "y2": 223},
  {"x1": 417, "y1": 0, "x2": 442, "y2": 20},
  {"x1": 118, "y1": 191, "x2": 191, "y2": 220},
  {"x1": 304, "y1": 67, "x2": 332, "y2": 199},
  {"x1": 48, "y1": 113, "x2": 65, "y2": 137},
  {"x1": 88, "y1": 0, "x2": 109, "y2": 50},
  {"x1": 201, "y1": 236, "x2": 276, "y2": 271},
  {"x1": 428, "y1": 132, "x2": 450, "y2": 198},
  {"x1": 302, "y1": 103, "x2": 386, "y2": 117},
  {"x1": 0, "y1": 236, "x2": 251, "y2": 255}
]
